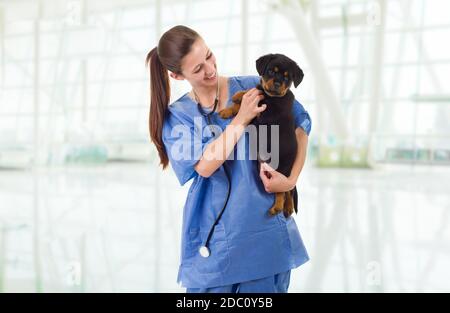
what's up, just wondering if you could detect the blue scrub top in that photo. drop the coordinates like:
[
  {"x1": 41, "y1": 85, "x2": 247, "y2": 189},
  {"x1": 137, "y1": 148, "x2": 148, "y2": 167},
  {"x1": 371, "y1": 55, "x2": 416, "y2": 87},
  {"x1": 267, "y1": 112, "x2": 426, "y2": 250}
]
[{"x1": 162, "y1": 75, "x2": 312, "y2": 289}]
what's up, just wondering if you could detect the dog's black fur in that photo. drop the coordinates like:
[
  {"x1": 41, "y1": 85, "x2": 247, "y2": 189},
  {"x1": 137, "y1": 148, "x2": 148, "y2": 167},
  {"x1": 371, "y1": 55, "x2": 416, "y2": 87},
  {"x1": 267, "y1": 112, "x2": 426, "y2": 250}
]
[
  {"x1": 253, "y1": 53, "x2": 303, "y2": 176},
  {"x1": 219, "y1": 53, "x2": 304, "y2": 217},
  {"x1": 254, "y1": 53, "x2": 303, "y2": 216}
]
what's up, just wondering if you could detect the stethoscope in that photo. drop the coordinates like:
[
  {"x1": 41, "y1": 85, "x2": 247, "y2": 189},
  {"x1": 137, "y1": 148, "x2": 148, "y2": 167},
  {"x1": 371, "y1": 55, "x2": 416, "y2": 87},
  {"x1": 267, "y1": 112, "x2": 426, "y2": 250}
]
[{"x1": 193, "y1": 77, "x2": 232, "y2": 258}]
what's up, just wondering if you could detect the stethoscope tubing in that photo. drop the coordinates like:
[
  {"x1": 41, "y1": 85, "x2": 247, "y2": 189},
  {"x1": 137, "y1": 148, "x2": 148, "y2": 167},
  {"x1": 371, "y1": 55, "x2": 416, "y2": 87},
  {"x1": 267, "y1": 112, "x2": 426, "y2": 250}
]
[{"x1": 196, "y1": 101, "x2": 231, "y2": 258}]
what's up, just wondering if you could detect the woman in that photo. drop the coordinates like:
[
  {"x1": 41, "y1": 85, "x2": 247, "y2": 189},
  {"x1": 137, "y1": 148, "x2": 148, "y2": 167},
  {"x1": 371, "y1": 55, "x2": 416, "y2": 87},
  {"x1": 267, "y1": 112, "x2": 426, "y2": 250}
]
[{"x1": 146, "y1": 25, "x2": 312, "y2": 293}]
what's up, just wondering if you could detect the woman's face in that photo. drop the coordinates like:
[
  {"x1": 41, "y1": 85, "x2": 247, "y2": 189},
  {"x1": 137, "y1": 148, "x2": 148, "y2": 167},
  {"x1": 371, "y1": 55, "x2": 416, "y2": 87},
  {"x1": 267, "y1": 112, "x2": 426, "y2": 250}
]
[{"x1": 171, "y1": 38, "x2": 218, "y2": 88}]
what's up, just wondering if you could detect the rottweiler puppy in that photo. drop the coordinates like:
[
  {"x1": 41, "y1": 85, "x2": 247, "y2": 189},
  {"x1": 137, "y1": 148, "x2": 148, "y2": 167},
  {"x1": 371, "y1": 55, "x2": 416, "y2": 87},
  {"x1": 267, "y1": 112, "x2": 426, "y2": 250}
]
[{"x1": 219, "y1": 53, "x2": 304, "y2": 218}]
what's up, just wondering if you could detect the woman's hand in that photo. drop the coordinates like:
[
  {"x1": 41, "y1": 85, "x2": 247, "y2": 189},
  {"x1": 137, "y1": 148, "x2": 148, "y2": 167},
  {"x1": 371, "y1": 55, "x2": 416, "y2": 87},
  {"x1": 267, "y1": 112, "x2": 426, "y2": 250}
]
[
  {"x1": 259, "y1": 162, "x2": 295, "y2": 193},
  {"x1": 236, "y1": 88, "x2": 267, "y2": 125}
]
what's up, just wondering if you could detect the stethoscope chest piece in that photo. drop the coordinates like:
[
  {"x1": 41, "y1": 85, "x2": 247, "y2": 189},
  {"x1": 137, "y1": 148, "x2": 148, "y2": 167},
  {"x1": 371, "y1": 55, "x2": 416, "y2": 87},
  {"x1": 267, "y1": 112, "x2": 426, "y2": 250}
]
[{"x1": 199, "y1": 246, "x2": 210, "y2": 258}]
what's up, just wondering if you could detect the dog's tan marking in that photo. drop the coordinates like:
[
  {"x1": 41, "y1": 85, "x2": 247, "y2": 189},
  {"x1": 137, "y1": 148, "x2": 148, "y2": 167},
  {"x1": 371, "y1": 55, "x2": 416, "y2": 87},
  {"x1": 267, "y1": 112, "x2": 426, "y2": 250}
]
[
  {"x1": 283, "y1": 190, "x2": 295, "y2": 218},
  {"x1": 218, "y1": 90, "x2": 248, "y2": 119},
  {"x1": 269, "y1": 192, "x2": 285, "y2": 216}
]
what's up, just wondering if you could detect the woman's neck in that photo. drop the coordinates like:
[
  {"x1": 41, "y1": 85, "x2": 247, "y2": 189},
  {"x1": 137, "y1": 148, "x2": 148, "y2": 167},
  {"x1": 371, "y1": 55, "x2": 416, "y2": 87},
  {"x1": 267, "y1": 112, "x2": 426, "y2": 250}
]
[{"x1": 190, "y1": 76, "x2": 228, "y2": 110}]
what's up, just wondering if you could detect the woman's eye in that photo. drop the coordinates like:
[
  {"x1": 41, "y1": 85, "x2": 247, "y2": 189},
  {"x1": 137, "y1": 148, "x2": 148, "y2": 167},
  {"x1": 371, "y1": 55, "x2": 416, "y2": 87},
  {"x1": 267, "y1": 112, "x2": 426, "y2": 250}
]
[{"x1": 194, "y1": 54, "x2": 213, "y2": 73}]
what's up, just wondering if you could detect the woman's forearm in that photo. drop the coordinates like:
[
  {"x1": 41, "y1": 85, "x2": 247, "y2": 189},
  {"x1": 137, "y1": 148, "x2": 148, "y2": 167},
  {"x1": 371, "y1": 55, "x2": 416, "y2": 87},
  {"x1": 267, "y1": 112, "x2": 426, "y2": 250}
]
[
  {"x1": 288, "y1": 128, "x2": 309, "y2": 187},
  {"x1": 194, "y1": 115, "x2": 247, "y2": 177}
]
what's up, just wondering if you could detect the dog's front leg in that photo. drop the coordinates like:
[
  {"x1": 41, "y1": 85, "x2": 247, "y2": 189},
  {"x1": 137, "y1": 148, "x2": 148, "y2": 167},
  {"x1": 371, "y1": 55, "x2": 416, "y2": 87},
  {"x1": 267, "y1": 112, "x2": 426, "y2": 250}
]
[{"x1": 218, "y1": 90, "x2": 247, "y2": 119}]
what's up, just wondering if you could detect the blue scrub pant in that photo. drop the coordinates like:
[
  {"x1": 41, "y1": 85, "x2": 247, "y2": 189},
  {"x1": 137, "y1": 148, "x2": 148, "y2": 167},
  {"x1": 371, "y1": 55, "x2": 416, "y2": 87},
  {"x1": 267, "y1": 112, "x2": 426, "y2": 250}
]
[{"x1": 186, "y1": 270, "x2": 291, "y2": 293}]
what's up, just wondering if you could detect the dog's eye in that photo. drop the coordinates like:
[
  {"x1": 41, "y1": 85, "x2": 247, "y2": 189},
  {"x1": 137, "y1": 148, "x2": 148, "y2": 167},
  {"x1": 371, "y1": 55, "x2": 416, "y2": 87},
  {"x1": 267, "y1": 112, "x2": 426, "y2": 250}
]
[
  {"x1": 284, "y1": 77, "x2": 289, "y2": 82},
  {"x1": 267, "y1": 69, "x2": 274, "y2": 75}
]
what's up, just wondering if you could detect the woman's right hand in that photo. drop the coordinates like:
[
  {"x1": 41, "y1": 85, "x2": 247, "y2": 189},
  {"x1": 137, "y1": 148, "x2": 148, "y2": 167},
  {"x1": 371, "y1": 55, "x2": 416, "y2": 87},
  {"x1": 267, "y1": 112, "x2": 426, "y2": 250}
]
[{"x1": 236, "y1": 88, "x2": 267, "y2": 125}]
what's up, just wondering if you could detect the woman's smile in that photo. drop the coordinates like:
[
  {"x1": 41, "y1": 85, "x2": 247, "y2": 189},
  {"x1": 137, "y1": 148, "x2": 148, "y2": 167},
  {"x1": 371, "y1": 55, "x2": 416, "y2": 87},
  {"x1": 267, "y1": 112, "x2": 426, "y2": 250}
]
[{"x1": 204, "y1": 71, "x2": 217, "y2": 81}]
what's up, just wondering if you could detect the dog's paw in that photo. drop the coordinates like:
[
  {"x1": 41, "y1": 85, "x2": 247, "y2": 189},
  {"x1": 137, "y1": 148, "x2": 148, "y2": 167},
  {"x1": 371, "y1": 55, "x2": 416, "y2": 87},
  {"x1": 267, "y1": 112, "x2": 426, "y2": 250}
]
[
  {"x1": 269, "y1": 206, "x2": 282, "y2": 216},
  {"x1": 218, "y1": 103, "x2": 241, "y2": 119},
  {"x1": 283, "y1": 206, "x2": 294, "y2": 218},
  {"x1": 268, "y1": 192, "x2": 285, "y2": 217},
  {"x1": 283, "y1": 191, "x2": 295, "y2": 217},
  {"x1": 218, "y1": 108, "x2": 235, "y2": 119}
]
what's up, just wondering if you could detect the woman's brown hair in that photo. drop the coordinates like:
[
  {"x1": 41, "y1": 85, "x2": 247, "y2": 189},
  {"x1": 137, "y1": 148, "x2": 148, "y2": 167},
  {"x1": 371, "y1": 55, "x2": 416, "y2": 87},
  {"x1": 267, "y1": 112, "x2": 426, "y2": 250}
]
[{"x1": 146, "y1": 25, "x2": 200, "y2": 169}]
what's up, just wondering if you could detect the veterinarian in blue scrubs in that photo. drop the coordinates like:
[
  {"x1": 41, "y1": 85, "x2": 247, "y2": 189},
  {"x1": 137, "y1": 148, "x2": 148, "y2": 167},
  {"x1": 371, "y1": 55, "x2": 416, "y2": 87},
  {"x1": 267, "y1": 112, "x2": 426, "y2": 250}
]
[
  {"x1": 163, "y1": 75, "x2": 311, "y2": 293},
  {"x1": 146, "y1": 26, "x2": 311, "y2": 293}
]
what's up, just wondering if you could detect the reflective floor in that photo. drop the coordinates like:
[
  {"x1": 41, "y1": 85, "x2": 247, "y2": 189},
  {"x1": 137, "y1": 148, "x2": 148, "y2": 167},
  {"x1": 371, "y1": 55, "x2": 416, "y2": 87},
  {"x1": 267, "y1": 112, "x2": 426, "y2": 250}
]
[{"x1": 0, "y1": 162, "x2": 449, "y2": 292}]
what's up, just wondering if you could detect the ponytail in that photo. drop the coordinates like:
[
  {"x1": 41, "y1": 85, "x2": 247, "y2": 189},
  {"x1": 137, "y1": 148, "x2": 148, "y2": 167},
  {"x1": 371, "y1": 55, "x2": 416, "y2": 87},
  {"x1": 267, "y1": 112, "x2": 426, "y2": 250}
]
[
  {"x1": 146, "y1": 46, "x2": 170, "y2": 169},
  {"x1": 146, "y1": 25, "x2": 201, "y2": 170}
]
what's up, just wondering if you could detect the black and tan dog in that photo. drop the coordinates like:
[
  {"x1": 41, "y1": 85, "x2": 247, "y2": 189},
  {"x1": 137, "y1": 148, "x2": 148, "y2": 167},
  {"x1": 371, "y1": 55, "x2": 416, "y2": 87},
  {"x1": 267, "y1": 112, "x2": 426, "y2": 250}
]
[{"x1": 219, "y1": 53, "x2": 304, "y2": 218}]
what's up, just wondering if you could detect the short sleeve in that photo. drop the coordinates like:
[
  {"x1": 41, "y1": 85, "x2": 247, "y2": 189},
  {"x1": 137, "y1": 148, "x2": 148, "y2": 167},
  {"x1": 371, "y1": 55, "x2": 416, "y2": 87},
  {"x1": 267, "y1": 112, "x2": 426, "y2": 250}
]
[
  {"x1": 162, "y1": 112, "x2": 215, "y2": 186},
  {"x1": 292, "y1": 98, "x2": 312, "y2": 136},
  {"x1": 244, "y1": 75, "x2": 260, "y2": 89}
]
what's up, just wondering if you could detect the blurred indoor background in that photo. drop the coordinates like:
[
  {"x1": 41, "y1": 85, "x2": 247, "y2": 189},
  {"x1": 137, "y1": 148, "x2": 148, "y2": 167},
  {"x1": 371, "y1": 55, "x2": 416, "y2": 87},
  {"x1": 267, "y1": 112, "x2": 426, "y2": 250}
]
[{"x1": 0, "y1": 0, "x2": 449, "y2": 292}]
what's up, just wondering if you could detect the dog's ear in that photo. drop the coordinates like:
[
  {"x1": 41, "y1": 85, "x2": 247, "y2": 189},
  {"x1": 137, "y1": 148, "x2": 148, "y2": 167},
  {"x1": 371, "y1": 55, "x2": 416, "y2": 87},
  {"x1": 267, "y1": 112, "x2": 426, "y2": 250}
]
[
  {"x1": 292, "y1": 62, "x2": 304, "y2": 88},
  {"x1": 256, "y1": 54, "x2": 275, "y2": 76}
]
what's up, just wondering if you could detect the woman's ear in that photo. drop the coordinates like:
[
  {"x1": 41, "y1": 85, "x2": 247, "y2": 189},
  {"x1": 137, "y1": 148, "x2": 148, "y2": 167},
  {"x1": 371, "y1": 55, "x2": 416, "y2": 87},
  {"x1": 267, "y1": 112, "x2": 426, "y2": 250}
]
[{"x1": 169, "y1": 71, "x2": 185, "y2": 81}]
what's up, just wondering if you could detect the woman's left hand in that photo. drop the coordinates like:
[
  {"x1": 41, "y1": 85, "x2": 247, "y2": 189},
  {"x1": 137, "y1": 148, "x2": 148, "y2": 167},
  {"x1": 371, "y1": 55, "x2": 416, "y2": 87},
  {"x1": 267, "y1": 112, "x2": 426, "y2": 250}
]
[{"x1": 259, "y1": 162, "x2": 295, "y2": 193}]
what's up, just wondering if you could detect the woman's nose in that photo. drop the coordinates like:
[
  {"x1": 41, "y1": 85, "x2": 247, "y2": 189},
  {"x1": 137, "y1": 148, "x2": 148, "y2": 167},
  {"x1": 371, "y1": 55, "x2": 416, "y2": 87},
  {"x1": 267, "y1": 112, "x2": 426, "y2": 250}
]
[{"x1": 205, "y1": 63, "x2": 215, "y2": 75}]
